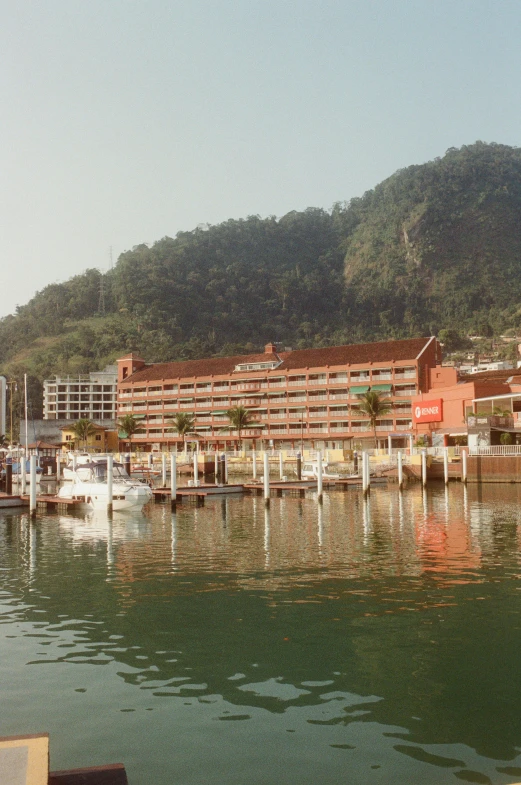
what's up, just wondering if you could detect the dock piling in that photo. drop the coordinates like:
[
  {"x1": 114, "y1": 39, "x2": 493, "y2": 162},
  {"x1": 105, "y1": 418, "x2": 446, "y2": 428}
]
[
  {"x1": 56, "y1": 454, "x2": 61, "y2": 481},
  {"x1": 193, "y1": 453, "x2": 199, "y2": 487},
  {"x1": 317, "y1": 450, "x2": 323, "y2": 502},
  {"x1": 107, "y1": 454, "x2": 113, "y2": 515},
  {"x1": 397, "y1": 450, "x2": 404, "y2": 490},
  {"x1": 162, "y1": 453, "x2": 167, "y2": 487},
  {"x1": 279, "y1": 451, "x2": 284, "y2": 480},
  {"x1": 421, "y1": 450, "x2": 427, "y2": 488},
  {"x1": 263, "y1": 452, "x2": 270, "y2": 507},
  {"x1": 296, "y1": 452, "x2": 302, "y2": 481},
  {"x1": 462, "y1": 449, "x2": 468, "y2": 484},
  {"x1": 170, "y1": 453, "x2": 177, "y2": 510},
  {"x1": 252, "y1": 449, "x2": 257, "y2": 480},
  {"x1": 443, "y1": 448, "x2": 449, "y2": 485},
  {"x1": 362, "y1": 451, "x2": 370, "y2": 495},
  {"x1": 5, "y1": 463, "x2": 12, "y2": 496},
  {"x1": 29, "y1": 455, "x2": 37, "y2": 518}
]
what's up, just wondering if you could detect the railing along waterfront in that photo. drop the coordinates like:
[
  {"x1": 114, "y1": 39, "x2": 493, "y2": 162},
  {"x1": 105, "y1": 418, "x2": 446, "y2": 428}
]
[{"x1": 468, "y1": 445, "x2": 521, "y2": 456}]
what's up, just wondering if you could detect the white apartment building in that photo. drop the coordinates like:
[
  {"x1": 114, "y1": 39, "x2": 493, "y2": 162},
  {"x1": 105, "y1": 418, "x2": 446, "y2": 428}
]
[{"x1": 43, "y1": 366, "x2": 117, "y2": 420}]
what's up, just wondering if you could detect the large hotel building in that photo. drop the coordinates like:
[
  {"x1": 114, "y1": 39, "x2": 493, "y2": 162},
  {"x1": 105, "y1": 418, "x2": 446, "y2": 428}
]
[{"x1": 117, "y1": 337, "x2": 456, "y2": 450}]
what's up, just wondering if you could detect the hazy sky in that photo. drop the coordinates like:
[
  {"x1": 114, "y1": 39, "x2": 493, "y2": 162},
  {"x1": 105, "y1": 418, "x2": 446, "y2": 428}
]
[{"x1": 1, "y1": 0, "x2": 520, "y2": 318}]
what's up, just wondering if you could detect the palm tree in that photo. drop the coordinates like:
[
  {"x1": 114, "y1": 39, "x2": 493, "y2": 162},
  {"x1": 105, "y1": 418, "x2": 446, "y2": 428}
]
[
  {"x1": 223, "y1": 406, "x2": 258, "y2": 450},
  {"x1": 167, "y1": 412, "x2": 196, "y2": 451},
  {"x1": 72, "y1": 418, "x2": 96, "y2": 449},
  {"x1": 118, "y1": 414, "x2": 140, "y2": 451},
  {"x1": 357, "y1": 391, "x2": 393, "y2": 448}
]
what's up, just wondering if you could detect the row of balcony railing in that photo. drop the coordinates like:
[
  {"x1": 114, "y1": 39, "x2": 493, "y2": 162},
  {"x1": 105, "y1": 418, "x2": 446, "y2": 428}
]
[
  {"x1": 130, "y1": 419, "x2": 412, "y2": 437},
  {"x1": 119, "y1": 371, "x2": 417, "y2": 398},
  {"x1": 119, "y1": 391, "x2": 416, "y2": 410}
]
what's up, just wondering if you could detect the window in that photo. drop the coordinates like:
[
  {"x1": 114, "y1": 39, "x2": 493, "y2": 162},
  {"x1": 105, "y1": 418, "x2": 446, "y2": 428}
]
[{"x1": 95, "y1": 435, "x2": 102, "y2": 441}]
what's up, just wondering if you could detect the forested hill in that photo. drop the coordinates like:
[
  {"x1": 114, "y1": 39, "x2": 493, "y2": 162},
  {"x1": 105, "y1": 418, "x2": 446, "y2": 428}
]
[{"x1": 2, "y1": 141, "x2": 521, "y2": 416}]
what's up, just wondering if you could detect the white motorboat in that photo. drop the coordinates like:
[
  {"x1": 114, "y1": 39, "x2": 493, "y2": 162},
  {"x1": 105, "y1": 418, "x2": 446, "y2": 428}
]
[
  {"x1": 58, "y1": 459, "x2": 153, "y2": 511},
  {"x1": 62, "y1": 452, "x2": 102, "y2": 480},
  {"x1": 301, "y1": 461, "x2": 343, "y2": 480}
]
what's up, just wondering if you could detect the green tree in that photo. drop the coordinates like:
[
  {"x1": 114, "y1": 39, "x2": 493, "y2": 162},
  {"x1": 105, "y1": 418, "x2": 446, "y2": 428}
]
[
  {"x1": 118, "y1": 414, "x2": 140, "y2": 451},
  {"x1": 223, "y1": 406, "x2": 258, "y2": 449},
  {"x1": 500, "y1": 432, "x2": 513, "y2": 445},
  {"x1": 0, "y1": 434, "x2": 7, "y2": 448},
  {"x1": 167, "y1": 412, "x2": 196, "y2": 450},
  {"x1": 72, "y1": 418, "x2": 96, "y2": 449},
  {"x1": 357, "y1": 391, "x2": 393, "y2": 448}
]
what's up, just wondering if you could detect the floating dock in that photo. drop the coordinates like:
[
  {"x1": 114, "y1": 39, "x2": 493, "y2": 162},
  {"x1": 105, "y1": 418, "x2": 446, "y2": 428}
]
[{"x1": 0, "y1": 492, "x2": 28, "y2": 508}]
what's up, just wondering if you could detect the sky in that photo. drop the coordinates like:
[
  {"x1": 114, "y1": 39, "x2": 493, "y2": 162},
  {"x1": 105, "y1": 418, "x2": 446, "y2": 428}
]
[{"x1": 1, "y1": 0, "x2": 521, "y2": 318}]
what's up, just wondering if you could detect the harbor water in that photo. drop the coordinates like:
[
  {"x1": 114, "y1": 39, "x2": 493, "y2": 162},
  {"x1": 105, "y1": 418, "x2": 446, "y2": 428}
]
[{"x1": 2, "y1": 484, "x2": 521, "y2": 784}]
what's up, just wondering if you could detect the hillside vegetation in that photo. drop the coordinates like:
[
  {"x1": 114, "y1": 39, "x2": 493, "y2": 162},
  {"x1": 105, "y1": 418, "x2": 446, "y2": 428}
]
[{"x1": 2, "y1": 141, "x2": 521, "y2": 420}]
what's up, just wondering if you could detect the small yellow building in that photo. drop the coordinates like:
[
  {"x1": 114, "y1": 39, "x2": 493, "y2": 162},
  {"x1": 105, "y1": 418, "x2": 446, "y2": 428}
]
[{"x1": 60, "y1": 423, "x2": 119, "y2": 453}]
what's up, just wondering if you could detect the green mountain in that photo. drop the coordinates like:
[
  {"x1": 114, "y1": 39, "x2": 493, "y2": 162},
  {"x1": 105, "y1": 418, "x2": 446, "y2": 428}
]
[{"x1": 2, "y1": 141, "x2": 521, "y2": 422}]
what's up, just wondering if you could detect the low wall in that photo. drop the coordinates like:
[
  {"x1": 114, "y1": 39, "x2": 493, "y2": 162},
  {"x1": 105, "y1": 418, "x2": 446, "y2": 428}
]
[{"x1": 468, "y1": 455, "x2": 521, "y2": 483}]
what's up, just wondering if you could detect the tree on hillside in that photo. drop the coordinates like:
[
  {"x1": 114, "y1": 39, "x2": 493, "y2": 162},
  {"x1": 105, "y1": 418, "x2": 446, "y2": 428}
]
[
  {"x1": 72, "y1": 418, "x2": 96, "y2": 449},
  {"x1": 167, "y1": 413, "x2": 196, "y2": 450},
  {"x1": 223, "y1": 406, "x2": 258, "y2": 450},
  {"x1": 357, "y1": 392, "x2": 393, "y2": 448},
  {"x1": 118, "y1": 414, "x2": 140, "y2": 451}
]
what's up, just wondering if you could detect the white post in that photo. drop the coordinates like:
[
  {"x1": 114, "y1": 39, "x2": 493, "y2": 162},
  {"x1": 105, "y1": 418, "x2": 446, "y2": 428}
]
[
  {"x1": 408, "y1": 434, "x2": 414, "y2": 455},
  {"x1": 170, "y1": 453, "x2": 177, "y2": 509},
  {"x1": 29, "y1": 455, "x2": 37, "y2": 517},
  {"x1": 148, "y1": 453, "x2": 153, "y2": 471},
  {"x1": 462, "y1": 449, "x2": 468, "y2": 484},
  {"x1": 106, "y1": 454, "x2": 113, "y2": 514},
  {"x1": 162, "y1": 453, "x2": 167, "y2": 487},
  {"x1": 443, "y1": 448, "x2": 449, "y2": 486},
  {"x1": 193, "y1": 452, "x2": 199, "y2": 487},
  {"x1": 279, "y1": 451, "x2": 284, "y2": 480},
  {"x1": 20, "y1": 456, "x2": 26, "y2": 496},
  {"x1": 56, "y1": 453, "x2": 61, "y2": 481},
  {"x1": 224, "y1": 452, "x2": 228, "y2": 484},
  {"x1": 422, "y1": 450, "x2": 427, "y2": 488},
  {"x1": 214, "y1": 452, "x2": 219, "y2": 482},
  {"x1": 397, "y1": 450, "x2": 403, "y2": 490},
  {"x1": 388, "y1": 435, "x2": 392, "y2": 458},
  {"x1": 263, "y1": 452, "x2": 270, "y2": 506},
  {"x1": 72, "y1": 454, "x2": 77, "y2": 471},
  {"x1": 366, "y1": 451, "x2": 371, "y2": 494},
  {"x1": 317, "y1": 450, "x2": 323, "y2": 501},
  {"x1": 362, "y1": 450, "x2": 367, "y2": 493},
  {"x1": 252, "y1": 449, "x2": 257, "y2": 480}
]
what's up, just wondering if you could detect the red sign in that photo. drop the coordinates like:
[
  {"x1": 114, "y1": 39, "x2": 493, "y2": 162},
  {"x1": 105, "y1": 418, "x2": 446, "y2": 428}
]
[{"x1": 413, "y1": 399, "x2": 443, "y2": 424}]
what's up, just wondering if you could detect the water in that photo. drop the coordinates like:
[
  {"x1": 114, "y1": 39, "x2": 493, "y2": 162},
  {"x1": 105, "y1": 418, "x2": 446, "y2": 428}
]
[{"x1": 2, "y1": 485, "x2": 521, "y2": 784}]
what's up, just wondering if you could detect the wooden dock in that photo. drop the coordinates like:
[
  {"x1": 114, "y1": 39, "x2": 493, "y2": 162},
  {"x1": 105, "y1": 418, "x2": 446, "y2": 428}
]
[
  {"x1": 0, "y1": 492, "x2": 28, "y2": 508},
  {"x1": 152, "y1": 484, "x2": 245, "y2": 506}
]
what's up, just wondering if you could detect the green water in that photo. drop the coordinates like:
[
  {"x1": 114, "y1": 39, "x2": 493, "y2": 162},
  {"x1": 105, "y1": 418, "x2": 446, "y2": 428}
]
[{"x1": 2, "y1": 485, "x2": 521, "y2": 784}]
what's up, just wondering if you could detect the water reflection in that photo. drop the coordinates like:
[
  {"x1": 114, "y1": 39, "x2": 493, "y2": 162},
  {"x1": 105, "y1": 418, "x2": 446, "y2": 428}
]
[{"x1": 2, "y1": 485, "x2": 521, "y2": 785}]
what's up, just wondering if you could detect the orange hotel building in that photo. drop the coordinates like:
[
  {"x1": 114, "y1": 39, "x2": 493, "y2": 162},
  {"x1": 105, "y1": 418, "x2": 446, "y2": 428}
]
[{"x1": 117, "y1": 336, "x2": 452, "y2": 451}]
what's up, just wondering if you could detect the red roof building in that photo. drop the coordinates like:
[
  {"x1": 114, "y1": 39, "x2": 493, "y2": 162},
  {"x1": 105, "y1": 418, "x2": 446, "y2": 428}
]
[{"x1": 117, "y1": 337, "x2": 450, "y2": 450}]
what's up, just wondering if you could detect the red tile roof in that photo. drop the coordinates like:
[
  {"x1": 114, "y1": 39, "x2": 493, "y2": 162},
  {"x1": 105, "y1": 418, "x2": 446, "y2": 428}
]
[{"x1": 122, "y1": 337, "x2": 433, "y2": 384}]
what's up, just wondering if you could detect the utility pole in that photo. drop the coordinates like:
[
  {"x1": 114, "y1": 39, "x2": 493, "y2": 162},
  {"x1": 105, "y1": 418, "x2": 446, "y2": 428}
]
[{"x1": 98, "y1": 271, "x2": 106, "y2": 315}]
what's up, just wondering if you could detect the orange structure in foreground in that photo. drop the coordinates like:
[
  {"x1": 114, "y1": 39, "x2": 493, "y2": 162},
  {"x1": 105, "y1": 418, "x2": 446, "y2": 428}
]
[{"x1": 117, "y1": 337, "x2": 449, "y2": 451}]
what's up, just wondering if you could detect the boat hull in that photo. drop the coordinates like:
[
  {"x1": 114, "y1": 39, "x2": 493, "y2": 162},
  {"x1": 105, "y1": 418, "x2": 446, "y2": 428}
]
[{"x1": 58, "y1": 482, "x2": 153, "y2": 511}]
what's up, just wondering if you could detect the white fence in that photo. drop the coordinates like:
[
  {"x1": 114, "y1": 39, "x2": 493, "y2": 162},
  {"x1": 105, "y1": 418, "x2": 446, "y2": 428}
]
[{"x1": 468, "y1": 445, "x2": 521, "y2": 456}]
